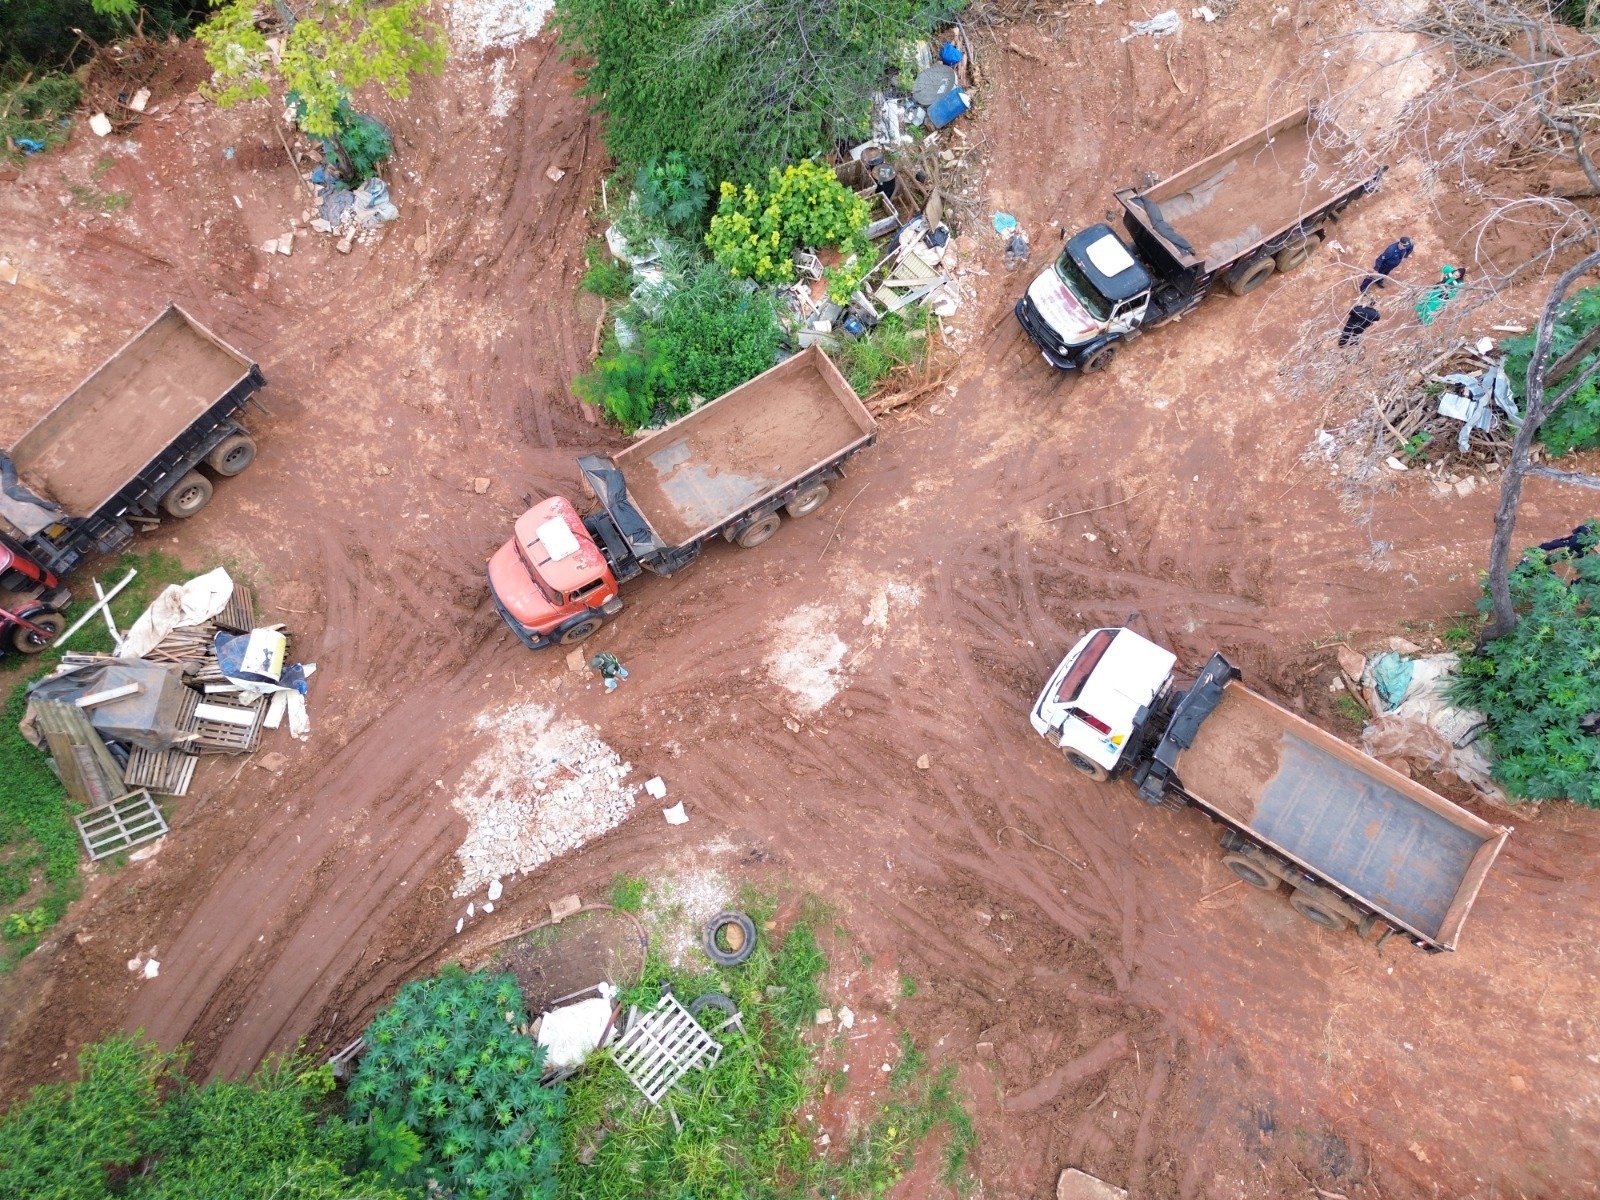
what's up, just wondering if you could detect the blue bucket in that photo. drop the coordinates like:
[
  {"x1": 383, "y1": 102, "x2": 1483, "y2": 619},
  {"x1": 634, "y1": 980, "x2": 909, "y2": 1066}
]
[
  {"x1": 940, "y1": 41, "x2": 963, "y2": 66},
  {"x1": 927, "y1": 87, "x2": 971, "y2": 129}
]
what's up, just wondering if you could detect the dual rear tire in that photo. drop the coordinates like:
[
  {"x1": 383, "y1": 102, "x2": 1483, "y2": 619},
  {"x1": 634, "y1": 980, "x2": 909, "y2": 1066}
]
[
  {"x1": 730, "y1": 483, "x2": 833, "y2": 550},
  {"x1": 160, "y1": 434, "x2": 258, "y2": 519}
]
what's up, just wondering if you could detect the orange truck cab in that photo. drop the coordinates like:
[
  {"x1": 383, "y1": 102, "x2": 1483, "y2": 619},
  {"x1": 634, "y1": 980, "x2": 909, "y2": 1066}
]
[{"x1": 486, "y1": 497, "x2": 622, "y2": 650}]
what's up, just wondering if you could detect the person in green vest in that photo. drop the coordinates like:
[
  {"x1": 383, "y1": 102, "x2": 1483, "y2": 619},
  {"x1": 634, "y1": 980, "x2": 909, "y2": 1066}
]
[
  {"x1": 1415, "y1": 265, "x2": 1466, "y2": 326},
  {"x1": 590, "y1": 651, "x2": 629, "y2": 692}
]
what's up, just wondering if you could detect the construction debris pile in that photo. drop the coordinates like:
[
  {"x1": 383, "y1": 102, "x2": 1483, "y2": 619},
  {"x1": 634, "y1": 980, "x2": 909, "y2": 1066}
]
[
  {"x1": 1370, "y1": 338, "x2": 1524, "y2": 472},
  {"x1": 20, "y1": 568, "x2": 313, "y2": 862}
]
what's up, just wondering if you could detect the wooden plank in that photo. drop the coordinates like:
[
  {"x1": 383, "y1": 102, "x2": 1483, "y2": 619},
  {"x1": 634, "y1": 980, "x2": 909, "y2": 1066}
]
[
  {"x1": 195, "y1": 701, "x2": 258, "y2": 726},
  {"x1": 76, "y1": 682, "x2": 143, "y2": 708}
]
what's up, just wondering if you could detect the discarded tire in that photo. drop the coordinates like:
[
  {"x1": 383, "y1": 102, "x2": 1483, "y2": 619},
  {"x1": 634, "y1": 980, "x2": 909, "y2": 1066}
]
[
  {"x1": 703, "y1": 911, "x2": 757, "y2": 966},
  {"x1": 688, "y1": 992, "x2": 738, "y2": 1024}
]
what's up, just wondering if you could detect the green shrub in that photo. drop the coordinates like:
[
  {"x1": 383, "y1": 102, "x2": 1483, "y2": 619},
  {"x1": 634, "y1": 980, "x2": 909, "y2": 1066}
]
[
  {"x1": 635, "y1": 151, "x2": 711, "y2": 235},
  {"x1": 347, "y1": 965, "x2": 564, "y2": 1200},
  {"x1": 0, "y1": 71, "x2": 81, "y2": 161},
  {"x1": 579, "y1": 242, "x2": 632, "y2": 300},
  {"x1": 1503, "y1": 284, "x2": 1600, "y2": 457},
  {"x1": 1451, "y1": 529, "x2": 1600, "y2": 803},
  {"x1": 706, "y1": 160, "x2": 873, "y2": 298},
  {"x1": 830, "y1": 308, "x2": 933, "y2": 396},
  {"x1": 553, "y1": 0, "x2": 964, "y2": 186}
]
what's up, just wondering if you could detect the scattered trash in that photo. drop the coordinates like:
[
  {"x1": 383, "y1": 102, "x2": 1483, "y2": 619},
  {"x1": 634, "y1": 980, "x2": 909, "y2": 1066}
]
[
  {"x1": 455, "y1": 917, "x2": 465, "y2": 934},
  {"x1": 663, "y1": 801, "x2": 688, "y2": 825},
  {"x1": 466, "y1": 902, "x2": 476, "y2": 918},
  {"x1": 916, "y1": 754, "x2": 931, "y2": 769},
  {"x1": 545, "y1": 165, "x2": 566, "y2": 182},
  {"x1": 1437, "y1": 360, "x2": 1518, "y2": 453},
  {"x1": 1057, "y1": 1168, "x2": 1130, "y2": 1200},
  {"x1": 1360, "y1": 652, "x2": 1501, "y2": 799},
  {"x1": 838, "y1": 1005, "x2": 855, "y2": 1029},
  {"x1": 14, "y1": 138, "x2": 45, "y2": 155},
  {"x1": 927, "y1": 86, "x2": 971, "y2": 129},
  {"x1": 1122, "y1": 10, "x2": 1181, "y2": 40},
  {"x1": 992, "y1": 211, "x2": 1019, "y2": 236},
  {"x1": 1192, "y1": 4, "x2": 1217, "y2": 19},
  {"x1": 89, "y1": 113, "x2": 113, "y2": 137},
  {"x1": 815, "y1": 1008, "x2": 834, "y2": 1025},
  {"x1": 0, "y1": 259, "x2": 17, "y2": 286},
  {"x1": 472, "y1": 476, "x2": 492, "y2": 494},
  {"x1": 129, "y1": 87, "x2": 150, "y2": 113},
  {"x1": 611, "y1": 993, "x2": 721, "y2": 1104},
  {"x1": 538, "y1": 986, "x2": 619, "y2": 1069},
  {"x1": 940, "y1": 40, "x2": 963, "y2": 65},
  {"x1": 911, "y1": 64, "x2": 958, "y2": 107},
  {"x1": 143, "y1": 958, "x2": 160, "y2": 979},
  {"x1": 703, "y1": 911, "x2": 756, "y2": 965},
  {"x1": 1004, "y1": 231, "x2": 1031, "y2": 271},
  {"x1": 645, "y1": 776, "x2": 667, "y2": 799}
]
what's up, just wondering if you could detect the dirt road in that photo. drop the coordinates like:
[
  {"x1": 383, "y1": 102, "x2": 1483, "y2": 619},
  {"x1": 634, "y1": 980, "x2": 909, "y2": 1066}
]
[{"x1": 1, "y1": 7, "x2": 1596, "y2": 1198}]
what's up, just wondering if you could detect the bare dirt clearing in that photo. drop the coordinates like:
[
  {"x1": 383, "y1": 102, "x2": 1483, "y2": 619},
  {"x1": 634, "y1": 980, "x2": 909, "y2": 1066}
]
[{"x1": 0, "y1": 3, "x2": 1597, "y2": 1198}]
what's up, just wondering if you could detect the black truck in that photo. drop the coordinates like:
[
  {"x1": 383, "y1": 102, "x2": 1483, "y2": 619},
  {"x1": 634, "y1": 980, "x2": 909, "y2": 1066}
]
[
  {"x1": 0, "y1": 303, "x2": 266, "y2": 578},
  {"x1": 1015, "y1": 106, "x2": 1385, "y2": 373}
]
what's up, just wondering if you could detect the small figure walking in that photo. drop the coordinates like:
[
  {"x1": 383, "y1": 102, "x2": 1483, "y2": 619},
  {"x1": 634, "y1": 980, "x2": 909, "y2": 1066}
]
[
  {"x1": 1339, "y1": 302, "x2": 1381, "y2": 348},
  {"x1": 589, "y1": 651, "x2": 629, "y2": 692},
  {"x1": 1415, "y1": 265, "x2": 1466, "y2": 326},
  {"x1": 1360, "y1": 236, "x2": 1414, "y2": 292}
]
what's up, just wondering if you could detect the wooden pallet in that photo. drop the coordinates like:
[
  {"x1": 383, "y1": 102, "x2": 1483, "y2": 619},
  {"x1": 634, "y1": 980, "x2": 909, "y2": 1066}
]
[
  {"x1": 123, "y1": 745, "x2": 199, "y2": 796},
  {"x1": 75, "y1": 789, "x2": 167, "y2": 860},
  {"x1": 610, "y1": 994, "x2": 720, "y2": 1105},
  {"x1": 32, "y1": 700, "x2": 125, "y2": 809},
  {"x1": 185, "y1": 694, "x2": 266, "y2": 754},
  {"x1": 214, "y1": 584, "x2": 257, "y2": 634}
]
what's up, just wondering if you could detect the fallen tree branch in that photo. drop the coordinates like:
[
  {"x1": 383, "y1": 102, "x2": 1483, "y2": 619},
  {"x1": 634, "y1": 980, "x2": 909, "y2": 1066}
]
[
  {"x1": 1019, "y1": 485, "x2": 1155, "y2": 528},
  {"x1": 1525, "y1": 463, "x2": 1600, "y2": 490}
]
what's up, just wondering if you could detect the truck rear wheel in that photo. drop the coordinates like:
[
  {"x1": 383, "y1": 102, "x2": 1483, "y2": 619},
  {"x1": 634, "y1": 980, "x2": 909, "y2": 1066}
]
[
  {"x1": 1273, "y1": 238, "x2": 1316, "y2": 273},
  {"x1": 734, "y1": 514, "x2": 782, "y2": 549},
  {"x1": 10, "y1": 612, "x2": 65, "y2": 654},
  {"x1": 785, "y1": 484, "x2": 830, "y2": 519},
  {"x1": 1289, "y1": 889, "x2": 1349, "y2": 932},
  {"x1": 1063, "y1": 748, "x2": 1108, "y2": 781},
  {"x1": 162, "y1": 471, "x2": 214, "y2": 518},
  {"x1": 558, "y1": 616, "x2": 603, "y2": 645},
  {"x1": 1227, "y1": 257, "x2": 1276, "y2": 296},
  {"x1": 1080, "y1": 344, "x2": 1117, "y2": 374},
  {"x1": 204, "y1": 433, "x2": 257, "y2": 477},
  {"x1": 1221, "y1": 853, "x2": 1279, "y2": 891}
]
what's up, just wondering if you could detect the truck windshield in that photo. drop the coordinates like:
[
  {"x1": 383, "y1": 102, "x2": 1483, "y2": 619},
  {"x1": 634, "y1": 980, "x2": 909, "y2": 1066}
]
[
  {"x1": 514, "y1": 538, "x2": 563, "y2": 606},
  {"x1": 1053, "y1": 252, "x2": 1112, "y2": 322},
  {"x1": 1055, "y1": 629, "x2": 1117, "y2": 704}
]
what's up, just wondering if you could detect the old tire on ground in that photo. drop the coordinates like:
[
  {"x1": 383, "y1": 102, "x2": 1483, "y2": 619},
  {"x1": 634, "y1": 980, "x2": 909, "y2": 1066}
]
[
  {"x1": 558, "y1": 616, "x2": 603, "y2": 645},
  {"x1": 1273, "y1": 238, "x2": 1315, "y2": 273},
  {"x1": 688, "y1": 992, "x2": 739, "y2": 1025},
  {"x1": 704, "y1": 911, "x2": 757, "y2": 966},
  {"x1": 9, "y1": 612, "x2": 65, "y2": 654},
  {"x1": 1063, "y1": 748, "x2": 1109, "y2": 782},
  {"x1": 785, "y1": 484, "x2": 830, "y2": 519},
  {"x1": 162, "y1": 471, "x2": 213, "y2": 518},
  {"x1": 1290, "y1": 889, "x2": 1349, "y2": 932},
  {"x1": 204, "y1": 433, "x2": 257, "y2": 477},
  {"x1": 1080, "y1": 344, "x2": 1117, "y2": 374},
  {"x1": 1221, "y1": 853, "x2": 1279, "y2": 891},
  {"x1": 1228, "y1": 257, "x2": 1276, "y2": 296},
  {"x1": 735, "y1": 514, "x2": 782, "y2": 549}
]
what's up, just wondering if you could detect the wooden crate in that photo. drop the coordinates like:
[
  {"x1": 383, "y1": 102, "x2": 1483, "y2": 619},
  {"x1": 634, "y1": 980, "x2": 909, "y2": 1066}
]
[
  {"x1": 123, "y1": 746, "x2": 199, "y2": 796},
  {"x1": 75, "y1": 789, "x2": 167, "y2": 860},
  {"x1": 214, "y1": 584, "x2": 257, "y2": 635},
  {"x1": 185, "y1": 694, "x2": 266, "y2": 754}
]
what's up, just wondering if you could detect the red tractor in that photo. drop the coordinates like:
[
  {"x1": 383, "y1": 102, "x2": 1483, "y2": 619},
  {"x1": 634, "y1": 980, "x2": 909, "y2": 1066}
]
[{"x1": 0, "y1": 540, "x2": 70, "y2": 656}]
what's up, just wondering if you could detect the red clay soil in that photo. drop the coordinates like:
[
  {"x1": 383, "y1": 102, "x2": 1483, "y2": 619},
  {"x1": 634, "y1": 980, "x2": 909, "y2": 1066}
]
[{"x1": 1, "y1": 6, "x2": 1598, "y2": 1200}]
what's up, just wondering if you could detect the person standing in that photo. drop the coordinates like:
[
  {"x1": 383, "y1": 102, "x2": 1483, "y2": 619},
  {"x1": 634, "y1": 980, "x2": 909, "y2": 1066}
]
[
  {"x1": 1360, "y1": 236, "x2": 1414, "y2": 292},
  {"x1": 589, "y1": 651, "x2": 629, "y2": 692},
  {"x1": 1415, "y1": 265, "x2": 1466, "y2": 326},
  {"x1": 1339, "y1": 302, "x2": 1381, "y2": 347}
]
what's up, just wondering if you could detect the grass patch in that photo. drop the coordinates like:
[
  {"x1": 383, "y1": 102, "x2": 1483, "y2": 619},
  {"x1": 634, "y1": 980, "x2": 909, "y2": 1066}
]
[
  {"x1": 0, "y1": 70, "x2": 80, "y2": 164},
  {"x1": 829, "y1": 308, "x2": 934, "y2": 398},
  {"x1": 556, "y1": 896, "x2": 974, "y2": 1198},
  {"x1": 1332, "y1": 693, "x2": 1366, "y2": 725},
  {"x1": 608, "y1": 872, "x2": 647, "y2": 913},
  {"x1": 0, "y1": 551, "x2": 193, "y2": 968},
  {"x1": 580, "y1": 240, "x2": 632, "y2": 300},
  {"x1": 61, "y1": 171, "x2": 131, "y2": 214},
  {"x1": 899, "y1": 972, "x2": 918, "y2": 999}
]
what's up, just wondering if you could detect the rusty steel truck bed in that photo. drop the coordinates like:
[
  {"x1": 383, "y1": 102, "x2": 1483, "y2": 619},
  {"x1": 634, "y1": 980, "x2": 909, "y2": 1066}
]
[{"x1": 1141, "y1": 656, "x2": 1509, "y2": 951}]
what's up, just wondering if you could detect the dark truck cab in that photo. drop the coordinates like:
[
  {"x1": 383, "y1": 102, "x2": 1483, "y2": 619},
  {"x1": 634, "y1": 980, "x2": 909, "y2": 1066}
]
[{"x1": 1016, "y1": 106, "x2": 1385, "y2": 373}]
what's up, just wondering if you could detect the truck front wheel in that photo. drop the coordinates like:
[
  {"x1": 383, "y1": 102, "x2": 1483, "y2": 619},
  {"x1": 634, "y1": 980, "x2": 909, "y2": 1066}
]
[
  {"x1": 558, "y1": 617, "x2": 603, "y2": 645},
  {"x1": 1063, "y1": 748, "x2": 1108, "y2": 781},
  {"x1": 162, "y1": 471, "x2": 214, "y2": 518},
  {"x1": 10, "y1": 612, "x2": 65, "y2": 654},
  {"x1": 205, "y1": 433, "x2": 257, "y2": 477},
  {"x1": 1080, "y1": 344, "x2": 1117, "y2": 374},
  {"x1": 785, "y1": 484, "x2": 830, "y2": 519},
  {"x1": 1227, "y1": 257, "x2": 1276, "y2": 296},
  {"x1": 735, "y1": 514, "x2": 782, "y2": 549},
  {"x1": 1289, "y1": 889, "x2": 1349, "y2": 932},
  {"x1": 1221, "y1": 853, "x2": 1279, "y2": 891}
]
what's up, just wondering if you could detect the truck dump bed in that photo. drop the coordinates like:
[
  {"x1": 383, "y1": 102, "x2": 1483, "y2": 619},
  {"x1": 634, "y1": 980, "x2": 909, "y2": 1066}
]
[
  {"x1": 610, "y1": 345, "x2": 875, "y2": 547},
  {"x1": 1122, "y1": 107, "x2": 1380, "y2": 272},
  {"x1": 1162, "y1": 670, "x2": 1509, "y2": 949},
  {"x1": 9, "y1": 305, "x2": 256, "y2": 517}
]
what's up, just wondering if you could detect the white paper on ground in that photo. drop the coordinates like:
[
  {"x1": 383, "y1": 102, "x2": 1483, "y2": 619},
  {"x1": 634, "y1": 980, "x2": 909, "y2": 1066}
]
[{"x1": 663, "y1": 801, "x2": 688, "y2": 825}]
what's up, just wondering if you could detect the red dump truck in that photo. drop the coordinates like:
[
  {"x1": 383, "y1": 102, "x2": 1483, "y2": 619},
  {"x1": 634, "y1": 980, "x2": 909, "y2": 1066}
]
[
  {"x1": 1015, "y1": 106, "x2": 1384, "y2": 373},
  {"x1": 1032, "y1": 628, "x2": 1510, "y2": 952},
  {"x1": 488, "y1": 346, "x2": 876, "y2": 649}
]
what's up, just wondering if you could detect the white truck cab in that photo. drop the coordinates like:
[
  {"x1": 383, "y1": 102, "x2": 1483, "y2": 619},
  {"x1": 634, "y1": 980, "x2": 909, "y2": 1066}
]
[{"x1": 1030, "y1": 627, "x2": 1176, "y2": 778}]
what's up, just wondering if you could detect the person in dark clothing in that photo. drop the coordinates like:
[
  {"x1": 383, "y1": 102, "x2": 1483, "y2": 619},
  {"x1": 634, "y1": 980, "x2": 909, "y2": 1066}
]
[
  {"x1": 1359, "y1": 236, "x2": 1414, "y2": 291},
  {"x1": 589, "y1": 651, "x2": 629, "y2": 692},
  {"x1": 1339, "y1": 303, "x2": 1380, "y2": 347},
  {"x1": 1538, "y1": 523, "x2": 1597, "y2": 558}
]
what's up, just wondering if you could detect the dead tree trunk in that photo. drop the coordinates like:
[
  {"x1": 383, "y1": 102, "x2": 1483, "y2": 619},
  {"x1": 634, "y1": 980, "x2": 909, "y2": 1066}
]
[{"x1": 1483, "y1": 248, "x2": 1600, "y2": 641}]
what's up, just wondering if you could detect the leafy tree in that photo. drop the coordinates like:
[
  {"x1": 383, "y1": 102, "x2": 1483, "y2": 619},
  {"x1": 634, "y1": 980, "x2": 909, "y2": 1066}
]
[
  {"x1": 347, "y1": 966, "x2": 565, "y2": 1200},
  {"x1": 1503, "y1": 281, "x2": 1600, "y2": 457},
  {"x1": 706, "y1": 160, "x2": 873, "y2": 301},
  {"x1": 1453, "y1": 529, "x2": 1600, "y2": 803},
  {"x1": 553, "y1": 0, "x2": 963, "y2": 185},
  {"x1": 196, "y1": 0, "x2": 446, "y2": 140}
]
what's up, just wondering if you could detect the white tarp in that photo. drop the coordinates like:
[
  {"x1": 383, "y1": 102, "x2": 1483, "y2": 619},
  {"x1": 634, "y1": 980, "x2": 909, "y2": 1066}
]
[
  {"x1": 537, "y1": 991, "x2": 617, "y2": 1069},
  {"x1": 1361, "y1": 652, "x2": 1503, "y2": 800},
  {"x1": 118, "y1": 568, "x2": 234, "y2": 660}
]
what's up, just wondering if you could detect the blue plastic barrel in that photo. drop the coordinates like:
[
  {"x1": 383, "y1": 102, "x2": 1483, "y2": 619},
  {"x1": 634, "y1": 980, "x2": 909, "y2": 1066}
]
[{"x1": 927, "y1": 87, "x2": 970, "y2": 129}]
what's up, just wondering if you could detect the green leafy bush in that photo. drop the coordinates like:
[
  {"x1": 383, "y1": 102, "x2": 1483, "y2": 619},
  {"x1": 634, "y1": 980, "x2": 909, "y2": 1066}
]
[
  {"x1": 553, "y1": 0, "x2": 964, "y2": 186},
  {"x1": 1452, "y1": 529, "x2": 1600, "y2": 803},
  {"x1": 635, "y1": 151, "x2": 711, "y2": 235},
  {"x1": 1503, "y1": 283, "x2": 1600, "y2": 457},
  {"x1": 579, "y1": 242, "x2": 632, "y2": 300},
  {"x1": 347, "y1": 965, "x2": 565, "y2": 1200},
  {"x1": 831, "y1": 307, "x2": 933, "y2": 396},
  {"x1": 706, "y1": 161, "x2": 873, "y2": 298}
]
